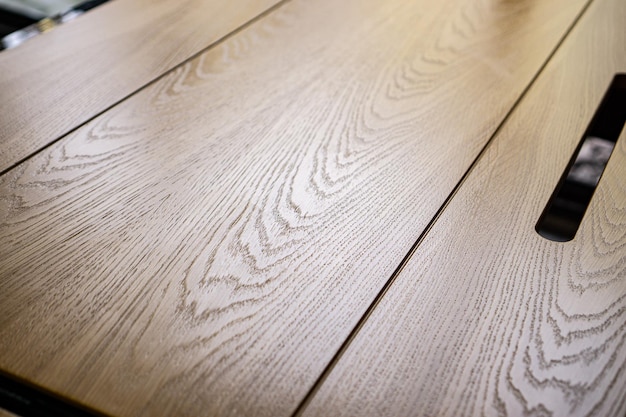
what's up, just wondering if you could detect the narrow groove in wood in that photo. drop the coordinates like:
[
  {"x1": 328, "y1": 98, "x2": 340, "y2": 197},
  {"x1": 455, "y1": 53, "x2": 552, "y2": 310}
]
[
  {"x1": 536, "y1": 74, "x2": 626, "y2": 242},
  {"x1": 290, "y1": 1, "x2": 596, "y2": 414},
  {"x1": 0, "y1": 0, "x2": 292, "y2": 180}
]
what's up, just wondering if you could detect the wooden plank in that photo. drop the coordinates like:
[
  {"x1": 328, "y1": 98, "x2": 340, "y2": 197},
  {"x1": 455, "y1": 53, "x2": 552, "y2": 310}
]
[
  {"x1": 302, "y1": 0, "x2": 626, "y2": 415},
  {"x1": 0, "y1": 0, "x2": 589, "y2": 415},
  {"x1": 0, "y1": 0, "x2": 283, "y2": 174}
]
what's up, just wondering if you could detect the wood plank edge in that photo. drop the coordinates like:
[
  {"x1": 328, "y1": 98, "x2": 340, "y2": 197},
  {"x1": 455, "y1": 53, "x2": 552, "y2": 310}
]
[{"x1": 0, "y1": 370, "x2": 106, "y2": 417}]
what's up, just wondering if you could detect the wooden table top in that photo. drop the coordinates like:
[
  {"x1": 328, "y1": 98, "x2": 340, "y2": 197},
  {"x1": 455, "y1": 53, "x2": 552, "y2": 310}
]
[
  {"x1": 303, "y1": 0, "x2": 626, "y2": 414},
  {"x1": 0, "y1": 0, "x2": 283, "y2": 174},
  {"x1": 0, "y1": 0, "x2": 624, "y2": 416}
]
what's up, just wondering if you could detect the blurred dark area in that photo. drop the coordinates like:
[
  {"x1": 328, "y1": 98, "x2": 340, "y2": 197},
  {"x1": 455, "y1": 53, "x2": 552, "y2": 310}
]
[{"x1": 0, "y1": 0, "x2": 109, "y2": 49}]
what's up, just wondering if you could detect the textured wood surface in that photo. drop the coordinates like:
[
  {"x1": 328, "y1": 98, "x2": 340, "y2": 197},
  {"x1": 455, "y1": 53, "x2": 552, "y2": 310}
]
[
  {"x1": 0, "y1": 0, "x2": 589, "y2": 415},
  {"x1": 0, "y1": 0, "x2": 282, "y2": 174},
  {"x1": 303, "y1": 0, "x2": 626, "y2": 415}
]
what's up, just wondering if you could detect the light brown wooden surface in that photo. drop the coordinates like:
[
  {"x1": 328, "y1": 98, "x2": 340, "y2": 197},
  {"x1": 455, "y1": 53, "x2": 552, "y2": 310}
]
[
  {"x1": 0, "y1": 409, "x2": 17, "y2": 417},
  {"x1": 303, "y1": 0, "x2": 626, "y2": 415},
  {"x1": 0, "y1": 0, "x2": 283, "y2": 174},
  {"x1": 0, "y1": 0, "x2": 590, "y2": 415}
]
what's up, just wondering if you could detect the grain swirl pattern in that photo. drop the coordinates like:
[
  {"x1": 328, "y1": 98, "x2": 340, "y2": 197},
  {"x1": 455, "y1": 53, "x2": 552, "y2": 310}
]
[
  {"x1": 0, "y1": 0, "x2": 589, "y2": 415},
  {"x1": 0, "y1": 0, "x2": 282, "y2": 173},
  {"x1": 303, "y1": 0, "x2": 626, "y2": 415}
]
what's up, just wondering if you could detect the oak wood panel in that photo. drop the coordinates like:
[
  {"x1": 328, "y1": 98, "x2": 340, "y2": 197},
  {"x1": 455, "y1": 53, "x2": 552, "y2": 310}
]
[
  {"x1": 302, "y1": 0, "x2": 626, "y2": 415},
  {"x1": 0, "y1": 0, "x2": 283, "y2": 174},
  {"x1": 0, "y1": 0, "x2": 589, "y2": 415}
]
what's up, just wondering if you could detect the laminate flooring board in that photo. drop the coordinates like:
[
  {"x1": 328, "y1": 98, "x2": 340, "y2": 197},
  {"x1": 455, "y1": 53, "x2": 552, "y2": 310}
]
[
  {"x1": 0, "y1": 0, "x2": 590, "y2": 415},
  {"x1": 302, "y1": 0, "x2": 626, "y2": 415},
  {"x1": 0, "y1": 0, "x2": 283, "y2": 174}
]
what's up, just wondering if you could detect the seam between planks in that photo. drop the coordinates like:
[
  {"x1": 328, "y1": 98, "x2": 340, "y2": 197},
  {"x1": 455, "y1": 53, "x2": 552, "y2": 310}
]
[
  {"x1": 0, "y1": 0, "x2": 293, "y2": 179},
  {"x1": 289, "y1": 0, "x2": 597, "y2": 414}
]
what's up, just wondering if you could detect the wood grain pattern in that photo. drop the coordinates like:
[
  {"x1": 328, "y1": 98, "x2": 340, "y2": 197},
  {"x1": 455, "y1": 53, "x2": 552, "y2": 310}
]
[
  {"x1": 0, "y1": 0, "x2": 282, "y2": 174},
  {"x1": 303, "y1": 0, "x2": 626, "y2": 415},
  {"x1": 0, "y1": 0, "x2": 589, "y2": 415}
]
